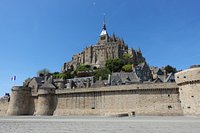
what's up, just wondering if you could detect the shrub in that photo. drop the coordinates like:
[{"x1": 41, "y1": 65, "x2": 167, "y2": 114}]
[
  {"x1": 95, "y1": 68, "x2": 111, "y2": 80},
  {"x1": 122, "y1": 64, "x2": 133, "y2": 72},
  {"x1": 105, "y1": 58, "x2": 124, "y2": 72}
]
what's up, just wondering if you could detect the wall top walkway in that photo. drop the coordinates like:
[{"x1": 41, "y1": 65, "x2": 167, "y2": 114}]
[{"x1": 55, "y1": 83, "x2": 178, "y2": 94}]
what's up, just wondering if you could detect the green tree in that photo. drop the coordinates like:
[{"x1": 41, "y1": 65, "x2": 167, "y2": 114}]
[
  {"x1": 37, "y1": 68, "x2": 50, "y2": 77},
  {"x1": 95, "y1": 68, "x2": 111, "y2": 80},
  {"x1": 122, "y1": 64, "x2": 133, "y2": 72},
  {"x1": 53, "y1": 71, "x2": 74, "y2": 79},
  {"x1": 74, "y1": 64, "x2": 95, "y2": 77},
  {"x1": 76, "y1": 64, "x2": 92, "y2": 72},
  {"x1": 123, "y1": 53, "x2": 133, "y2": 64},
  {"x1": 52, "y1": 72, "x2": 60, "y2": 79},
  {"x1": 105, "y1": 58, "x2": 124, "y2": 72},
  {"x1": 63, "y1": 71, "x2": 74, "y2": 79},
  {"x1": 164, "y1": 65, "x2": 177, "y2": 74}
]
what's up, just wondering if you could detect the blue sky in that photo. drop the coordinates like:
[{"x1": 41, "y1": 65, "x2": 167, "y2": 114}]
[{"x1": 0, "y1": 0, "x2": 200, "y2": 96}]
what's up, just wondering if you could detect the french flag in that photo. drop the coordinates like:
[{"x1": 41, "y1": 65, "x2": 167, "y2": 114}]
[{"x1": 11, "y1": 76, "x2": 16, "y2": 81}]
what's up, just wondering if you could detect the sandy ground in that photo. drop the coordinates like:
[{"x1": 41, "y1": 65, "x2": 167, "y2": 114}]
[{"x1": 0, "y1": 116, "x2": 200, "y2": 133}]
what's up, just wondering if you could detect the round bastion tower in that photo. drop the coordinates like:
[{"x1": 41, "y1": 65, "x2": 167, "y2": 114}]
[
  {"x1": 7, "y1": 86, "x2": 31, "y2": 115},
  {"x1": 175, "y1": 67, "x2": 200, "y2": 115},
  {"x1": 35, "y1": 81, "x2": 56, "y2": 116}
]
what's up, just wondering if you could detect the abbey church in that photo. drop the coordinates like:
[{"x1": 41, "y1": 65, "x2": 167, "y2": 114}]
[{"x1": 62, "y1": 20, "x2": 145, "y2": 71}]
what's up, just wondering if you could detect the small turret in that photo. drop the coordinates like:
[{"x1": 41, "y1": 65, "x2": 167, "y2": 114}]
[{"x1": 35, "y1": 76, "x2": 56, "y2": 116}]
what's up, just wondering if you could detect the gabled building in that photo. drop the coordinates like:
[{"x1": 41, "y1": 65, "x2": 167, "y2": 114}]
[
  {"x1": 28, "y1": 77, "x2": 44, "y2": 94},
  {"x1": 109, "y1": 62, "x2": 153, "y2": 86},
  {"x1": 109, "y1": 72, "x2": 140, "y2": 85},
  {"x1": 134, "y1": 62, "x2": 152, "y2": 81},
  {"x1": 150, "y1": 66, "x2": 175, "y2": 83}
]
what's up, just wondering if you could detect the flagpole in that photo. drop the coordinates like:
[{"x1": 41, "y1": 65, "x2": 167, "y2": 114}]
[{"x1": 11, "y1": 76, "x2": 16, "y2": 87}]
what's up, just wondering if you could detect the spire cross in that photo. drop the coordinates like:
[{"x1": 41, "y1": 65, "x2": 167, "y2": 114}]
[
  {"x1": 102, "y1": 14, "x2": 106, "y2": 30},
  {"x1": 103, "y1": 14, "x2": 106, "y2": 25},
  {"x1": 100, "y1": 14, "x2": 108, "y2": 36}
]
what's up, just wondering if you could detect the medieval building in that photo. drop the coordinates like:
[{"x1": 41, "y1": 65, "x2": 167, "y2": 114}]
[
  {"x1": 1, "y1": 20, "x2": 200, "y2": 117},
  {"x1": 62, "y1": 20, "x2": 145, "y2": 72}
]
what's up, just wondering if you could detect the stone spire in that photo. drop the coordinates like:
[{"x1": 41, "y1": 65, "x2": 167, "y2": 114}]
[{"x1": 100, "y1": 16, "x2": 108, "y2": 36}]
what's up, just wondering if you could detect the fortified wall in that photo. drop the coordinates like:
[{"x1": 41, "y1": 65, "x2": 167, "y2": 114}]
[
  {"x1": 5, "y1": 83, "x2": 183, "y2": 116},
  {"x1": 54, "y1": 83, "x2": 182, "y2": 116},
  {"x1": 175, "y1": 67, "x2": 200, "y2": 115},
  {"x1": 0, "y1": 97, "x2": 9, "y2": 115},
  {"x1": 1, "y1": 67, "x2": 200, "y2": 116}
]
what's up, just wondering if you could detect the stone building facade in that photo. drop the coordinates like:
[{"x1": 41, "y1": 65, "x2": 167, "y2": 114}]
[
  {"x1": 1, "y1": 66, "x2": 200, "y2": 117},
  {"x1": 62, "y1": 21, "x2": 145, "y2": 72}
]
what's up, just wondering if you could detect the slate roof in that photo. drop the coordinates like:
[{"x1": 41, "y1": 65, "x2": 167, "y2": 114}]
[
  {"x1": 165, "y1": 73, "x2": 175, "y2": 82},
  {"x1": 150, "y1": 66, "x2": 164, "y2": 74},
  {"x1": 153, "y1": 73, "x2": 175, "y2": 83},
  {"x1": 137, "y1": 62, "x2": 145, "y2": 68},
  {"x1": 153, "y1": 78, "x2": 163, "y2": 83},
  {"x1": 157, "y1": 75, "x2": 165, "y2": 82},
  {"x1": 39, "y1": 82, "x2": 56, "y2": 89},
  {"x1": 32, "y1": 77, "x2": 44, "y2": 85},
  {"x1": 111, "y1": 72, "x2": 140, "y2": 84}
]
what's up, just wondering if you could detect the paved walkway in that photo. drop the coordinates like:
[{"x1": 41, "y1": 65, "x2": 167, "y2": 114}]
[{"x1": 0, "y1": 116, "x2": 200, "y2": 133}]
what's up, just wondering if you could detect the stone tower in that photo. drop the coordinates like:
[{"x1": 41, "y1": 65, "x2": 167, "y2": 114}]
[
  {"x1": 35, "y1": 81, "x2": 56, "y2": 116},
  {"x1": 98, "y1": 18, "x2": 108, "y2": 44},
  {"x1": 175, "y1": 67, "x2": 200, "y2": 115},
  {"x1": 7, "y1": 86, "x2": 31, "y2": 115}
]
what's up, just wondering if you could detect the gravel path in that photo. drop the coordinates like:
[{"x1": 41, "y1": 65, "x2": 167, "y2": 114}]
[{"x1": 0, "y1": 116, "x2": 200, "y2": 133}]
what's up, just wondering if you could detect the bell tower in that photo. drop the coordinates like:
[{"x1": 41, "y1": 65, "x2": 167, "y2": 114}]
[{"x1": 99, "y1": 17, "x2": 108, "y2": 44}]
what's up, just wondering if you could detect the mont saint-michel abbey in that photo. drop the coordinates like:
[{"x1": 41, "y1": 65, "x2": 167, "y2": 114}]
[
  {"x1": 1, "y1": 21, "x2": 200, "y2": 117},
  {"x1": 62, "y1": 21, "x2": 145, "y2": 71}
]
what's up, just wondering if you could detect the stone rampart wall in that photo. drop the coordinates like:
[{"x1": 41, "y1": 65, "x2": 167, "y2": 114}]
[
  {"x1": 29, "y1": 96, "x2": 38, "y2": 115},
  {"x1": 54, "y1": 83, "x2": 183, "y2": 116},
  {"x1": 3, "y1": 68, "x2": 200, "y2": 116},
  {"x1": 0, "y1": 98, "x2": 9, "y2": 116},
  {"x1": 175, "y1": 68, "x2": 200, "y2": 116}
]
